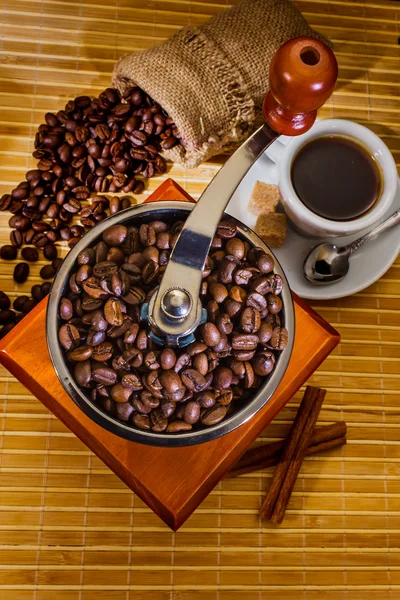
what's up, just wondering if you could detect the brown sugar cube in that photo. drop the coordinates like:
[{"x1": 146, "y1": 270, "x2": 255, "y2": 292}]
[
  {"x1": 248, "y1": 181, "x2": 280, "y2": 216},
  {"x1": 255, "y1": 213, "x2": 287, "y2": 248}
]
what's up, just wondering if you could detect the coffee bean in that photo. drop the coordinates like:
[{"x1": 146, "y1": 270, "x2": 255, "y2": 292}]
[
  {"x1": 201, "y1": 322, "x2": 221, "y2": 347},
  {"x1": 139, "y1": 224, "x2": 156, "y2": 247},
  {"x1": 92, "y1": 364, "x2": 118, "y2": 385},
  {"x1": 136, "y1": 329, "x2": 149, "y2": 351},
  {"x1": 267, "y1": 294, "x2": 282, "y2": 314},
  {"x1": 91, "y1": 341, "x2": 113, "y2": 362},
  {"x1": 0, "y1": 245, "x2": 17, "y2": 260},
  {"x1": 183, "y1": 401, "x2": 200, "y2": 424},
  {"x1": 0, "y1": 292, "x2": 10, "y2": 311},
  {"x1": 132, "y1": 396, "x2": 151, "y2": 415},
  {"x1": 252, "y1": 351, "x2": 276, "y2": 376},
  {"x1": 269, "y1": 327, "x2": 289, "y2": 350},
  {"x1": 201, "y1": 404, "x2": 227, "y2": 426},
  {"x1": 212, "y1": 367, "x2": 233, "y2": 390},
  {"x1": 40, "y1": 265, "x2": 55, "y2": 280},
  {"x1": 0, "y1": 194, "x2": 12, "y2": 211},
  {"x1": 31, "y1": 285, "x2": 43, "y2": 302},
  {"x1": 197, "y1": 390, "x2": 216, "y2": 409},
  {"x1": 240, "y1": 307, "x2": 261, "y2": 333},
  {"x1": 10, "y1": 230, "x2": 23, "y2": 248},
  {"x1": 78, "y1": 248, "x2": 96, "y2": 265},
  {"x1": 247, "y1": 292, "x2": 267, "y2": 311},
  {"x1": 160, "y1": 398, "x2": 176, "y2": 418},
  {"x1": 257, "y1": 253, "x2": 275, "y2": 274},
  {"x1": 181, "y1": 369, "x2": 206, "y2": 392},
  {"x1": 250, "y1": 277, "x2": 270, "y2": 295},
  {"x1": 226, "y1": 238, "x2": 245, "y2": 259},
  {"x1": 76, "y1": 265, "x2": 92, "y2": 284},
  {"x1": 21, "y1": 247, "x2": 39, "y2": 262},
  {"x1": 109, "y1": 197, "x2": 120, "y2": 215},
  {"x1": 93, "y1": 261, "x2": 118, "y2": 279},
  {"x1": 233, "y1": 268, "x2": 252, "y2": 286},
  {"x1": 163, "y1": 386, "x2": 185, "y2": 402},
  {"x1": 68, "y1": 346, "x2": 93, "y2": 361},
  {"x1": 103, "y1": 298, "x2": 123, "y2": 327},
  {"x1": 102, "y1": 224, "x2": 128, "y2": 246},
  {"x1": 231, "y1": 333, "x2": 259, "y2": 351},
  {"x1": 140, "y1": 390, "x2": 159, "y2": 409},
  {"x1": 13, "y1": 296, "x2": 29, "y2": 312},
  {"x1": 158, "y1": 348, "x2": 176, "y2": 370},
  {"x1": 142, "y1": 246, "x2": 159, "y2": 264},
  {"x1": 115, "y1": 402, "x2": 134, "y2": 422},
  {"x1": 217, "y1": 389, "x2": 233, "y2": 405},
  {"x1": 33, "y1": 233, "x2": 48, "y2": 248},
  {"x1": 212, "y1": 334, "x2": 231, "y2": 356},
  {"x1": 186, "y1": 341, "x2": 207, "y2": 357},
  {"x1": 209, "y1": 282, "x2": 228, "y2": 304},
  {"x1": 0, "y1": 309, "x2": 16, "y2": 325},
  {"x1": 111, "y1": 382, "x2": 132, "y2": 403},
  {"x1": 166, "y1": 420, "x2": 192, "y2": 432},
  {"x1": 11, "y1": 187, "x2": 29, "y2": 201},
  {"x1": 266, "y1": 274, "x2": 283, "y2": 295},
  {"x1": 215, "y1": 313, "x2": 233, "y2": 335},
  {"x1": 142, "y1": 261, "x2": 159, "y2": 285},
  {"x1": 192, "y1": 352, "x2": 208, "y2": 376},
  {"x1": 133, "y1": 413, "x2": 151, "y2": 430},
  {"x1": 60, "y1": 298, "x2": 74, "y2": 320},
  {"x1": 58, "y1": 323, "x2": 80, "y2": 350},
  {"x1": 160, "y1": 370, "x2": 182, "y2": 393},
  {"x1": 82, "y1": 277, "x2": 107, "y2": 299},
  {"x1": 21, "y1": 298, "x2": 37, "y2": 315},
  {"x1": 150, "y1": 409, "x2": 168, "y2": 432},
  {"x1": 258, "y1": 322, "x2": 273, "y2": 345},
  {"x1": 14, "y1": 262, "x2": 29, "y2": 283},
  {"x1": 218, "y1": 259, "x2": 236, "y2": 284},
  {"x1": 224, "y1": 298, "x2": 242, "y2": 318},
  {"x1": 43, "y1": 244, "x2": 57, "y2": 261},
  {"x1": 41, "y1": 282, "x2": 52, "y2": 296},
  {"x1": 161, "y1": 136, "x2": 177, "y2": 150},
  {"x1": 243, "y1": 362, "x2": 255, "y2": 388},
  {"x1": 217, "y1": 221, "x2": 237, "y2": 239},
  {"x1": 74, "y1": 360, "x2": 92, "y2": 387},
  {"x1": 121, "y1": 373, "x2": 142, "y2": 390},
  {"x1": 144, "y1": 351, "x2": 160, "y2": 370}
]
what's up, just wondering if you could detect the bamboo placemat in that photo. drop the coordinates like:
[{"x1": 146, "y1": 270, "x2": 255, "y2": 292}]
[{"x1": 0, "y1": 0, "x2": 399, "y2": 598}]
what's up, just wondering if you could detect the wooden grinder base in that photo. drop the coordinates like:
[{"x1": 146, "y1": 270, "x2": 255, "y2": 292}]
[{"x1": 0, "y1": 179, "x2": 340, "y2": 530}]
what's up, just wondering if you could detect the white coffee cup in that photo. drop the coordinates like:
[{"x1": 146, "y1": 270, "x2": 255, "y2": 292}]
[{"x1": 266, "y1": 119, "x2": 398, "y2": 237}]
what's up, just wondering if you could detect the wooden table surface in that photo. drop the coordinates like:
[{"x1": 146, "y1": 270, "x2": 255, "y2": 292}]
[{"x1": 0, "y1": 0, "x2": 399, "y2": 598}]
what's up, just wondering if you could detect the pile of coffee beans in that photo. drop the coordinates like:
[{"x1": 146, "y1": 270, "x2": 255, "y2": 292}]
[
  {"x1": 0, "y1": 192, "x2": 136, "y2": 339},
  {"x1": 0, "y1": 85, "x2": 181, "y2": 316},
  {"x1": 58, "y1": 218, "x2": 288, "y2": 433},
  {"x1": 0, "y1": 283, "x2": 52, "y2": 338}
]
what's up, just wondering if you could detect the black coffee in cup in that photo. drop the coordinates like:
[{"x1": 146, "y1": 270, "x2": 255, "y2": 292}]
[{"x1": 291, "y1": 135, "x2": 382, "y2": 221}]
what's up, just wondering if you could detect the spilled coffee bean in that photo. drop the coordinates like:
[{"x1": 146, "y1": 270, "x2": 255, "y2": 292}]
[{"x1": 1, "y1": 84, "x2": 181, "y2": 294}]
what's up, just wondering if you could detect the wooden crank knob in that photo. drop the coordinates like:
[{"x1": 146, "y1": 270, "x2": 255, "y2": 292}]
[{"x1": 263, "y1": 36, "x2": 338, "y2": 136}]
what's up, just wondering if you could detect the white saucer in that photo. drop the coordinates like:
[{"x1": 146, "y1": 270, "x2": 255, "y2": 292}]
[{"x1": 226, "y1": 136, "x2": 400, "y2": 300}]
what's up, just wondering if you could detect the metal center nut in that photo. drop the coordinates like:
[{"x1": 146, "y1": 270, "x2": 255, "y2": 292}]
[{"x1": 161, "y1": 288, "x2": 193, "y2": 320}]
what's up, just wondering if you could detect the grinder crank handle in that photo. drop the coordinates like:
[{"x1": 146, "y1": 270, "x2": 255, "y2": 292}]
[{"x1": 149, "y1": 36, "x2": 338, "y2": 346}]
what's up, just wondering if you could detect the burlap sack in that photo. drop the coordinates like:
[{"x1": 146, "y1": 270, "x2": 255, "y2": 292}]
[{"x1": 112, "y1": 0, "x2": 330, "y2": 169}]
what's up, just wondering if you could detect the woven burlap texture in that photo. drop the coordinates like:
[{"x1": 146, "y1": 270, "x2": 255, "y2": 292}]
[{"x1": 112, "y1": 0, "x2": 330, "y2": 168}]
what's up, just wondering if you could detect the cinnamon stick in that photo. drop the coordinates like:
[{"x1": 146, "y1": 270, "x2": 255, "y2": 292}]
[
  {"x1": 260, "y1": 386, "x2": 326, "y2": 522},
  {"x1": 227, "y1": 421, "x2": 347, "y2": 478}
]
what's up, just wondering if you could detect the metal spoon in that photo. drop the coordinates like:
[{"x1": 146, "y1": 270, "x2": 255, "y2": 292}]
[{"x1": 303, "y1": 209, "x2": 400, "y2": 285}]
